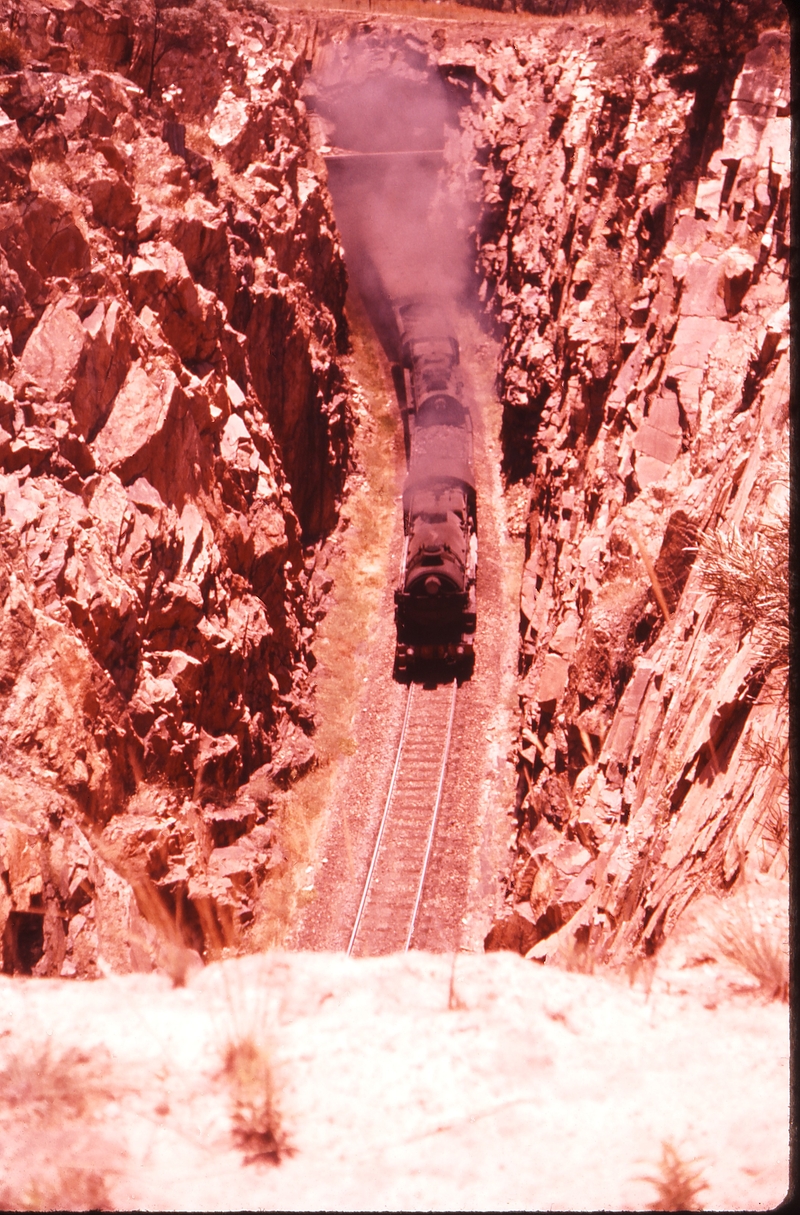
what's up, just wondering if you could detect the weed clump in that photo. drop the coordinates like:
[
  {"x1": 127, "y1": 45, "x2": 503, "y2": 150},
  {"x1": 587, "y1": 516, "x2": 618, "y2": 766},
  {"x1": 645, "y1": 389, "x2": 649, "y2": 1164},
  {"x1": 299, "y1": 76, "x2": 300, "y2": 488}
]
[
  {"x1": 639, "y1": 1140, "x2": 709, "y2": 1211},
  {"x1": 0, "y1": 30, "x2": 25, "y2": 73},
  {"x1": 698, "y1": 509, "x2": 789, "y2": 676},
  {"x1": 223, "y1": 1037, "x2": 292, "y2": 1165},
  {"x1": 710, "y1": 901, "x2": 788, "y2": 1002},
  {"x1": 595, "y1": 31, "x2": 647, "y2": 85}
]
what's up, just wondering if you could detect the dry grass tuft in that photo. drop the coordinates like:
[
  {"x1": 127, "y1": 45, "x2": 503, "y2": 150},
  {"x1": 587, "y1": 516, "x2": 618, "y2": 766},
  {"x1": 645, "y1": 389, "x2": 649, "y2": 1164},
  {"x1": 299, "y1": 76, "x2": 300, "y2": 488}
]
[
  {"x1": 758, "y1": 801, "x2": 788, "y2": 860},
  {"x1": 625, "y1": 952, "x2": 658, "y2": 998},
  {"x1": 710, "y1": 901, "x2": 788, "y2": 1002},
  {"x1": 0, "y1": 1045, "x2": 117, "y2": 1210},
  {"x1": 631, "y1": 527, "x2": 672, "y2": 622},
  {"x1": 127, "y1": 871, "x2": 208, "y2": 986},
  {"x1": 223, "y1": 1037, "x2": 292, "y2": 1165},
  {"x1": 89, "y1": 830, "x2": 225, "y2": 982},
  {"x1": 0, "y1": 29, "x2": 25, "y2": 72},
  {"x1": 447, "y1": 953, "x2": 468, "y2": 1010},
  {"x1": 698, "y1": 509, "x2": 788, "y2": 675},
  {"x1": 742, "y1": 732, "x2": 788, "y2": 871},
  {"x1": 638, "y1": 1140, "x2": 709, "y2": 1211},
  {"x1": 0, "y1": 1169, "x2": 113, "y2": 1213},
  {"x1": 0, "y1": 1044, "x2": 112, "y2": 1122},
  {"x1": 561, "y1": 933, "x2": 597, "y2": 975}
]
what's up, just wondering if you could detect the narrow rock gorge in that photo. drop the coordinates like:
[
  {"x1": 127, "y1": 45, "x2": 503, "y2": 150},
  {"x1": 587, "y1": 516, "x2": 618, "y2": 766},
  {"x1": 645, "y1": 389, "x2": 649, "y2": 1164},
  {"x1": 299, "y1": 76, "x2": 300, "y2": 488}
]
[
  {"x1": 0, "y1": 4, "x2": 790, "y2": 1209},
  {"x1": 0, "y1": 0, "x2": 789, "y2": 993}
]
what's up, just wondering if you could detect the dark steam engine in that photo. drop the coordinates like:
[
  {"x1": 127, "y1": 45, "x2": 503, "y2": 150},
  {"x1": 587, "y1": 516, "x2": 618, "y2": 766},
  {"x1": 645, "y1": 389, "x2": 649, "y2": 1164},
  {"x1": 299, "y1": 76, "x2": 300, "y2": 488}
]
[{"x1": 392, "y1": 300, "x2": 477, "y2": 675}]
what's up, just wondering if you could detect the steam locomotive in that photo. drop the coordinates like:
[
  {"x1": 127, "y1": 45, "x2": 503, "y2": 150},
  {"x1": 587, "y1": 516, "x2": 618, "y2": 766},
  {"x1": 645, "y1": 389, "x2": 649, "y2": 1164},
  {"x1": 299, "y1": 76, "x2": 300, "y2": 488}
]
[{"x1": 392, "y1": 299, "x2": 477, "y2": 675}]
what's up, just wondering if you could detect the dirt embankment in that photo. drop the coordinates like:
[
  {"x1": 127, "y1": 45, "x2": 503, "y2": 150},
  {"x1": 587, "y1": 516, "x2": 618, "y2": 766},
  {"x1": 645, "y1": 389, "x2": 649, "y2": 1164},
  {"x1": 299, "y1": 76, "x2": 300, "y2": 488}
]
[
  {"x1": 455, "y1": 20, "x2": 789, "y2": 962},
  {"x1": 0, "y1": 949, "x2": 789, "y2": 1211},
  {"x1": 0, "y1": 0, "x2": 351, "y2": 977}
]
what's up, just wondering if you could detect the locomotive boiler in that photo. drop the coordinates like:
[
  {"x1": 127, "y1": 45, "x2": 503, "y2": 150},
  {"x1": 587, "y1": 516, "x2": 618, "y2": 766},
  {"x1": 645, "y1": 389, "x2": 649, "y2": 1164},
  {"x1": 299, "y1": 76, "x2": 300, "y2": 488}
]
[{"x1": 392, "y1": 299, "x2": 477, "y2": 675}]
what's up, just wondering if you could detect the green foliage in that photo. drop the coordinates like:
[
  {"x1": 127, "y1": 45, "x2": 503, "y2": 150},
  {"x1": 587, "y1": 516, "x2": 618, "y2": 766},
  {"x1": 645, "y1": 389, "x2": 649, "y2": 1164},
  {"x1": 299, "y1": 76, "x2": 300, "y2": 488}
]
[
  {"x1": 596, "y1": 33, "x2": 647, "y2": 84},
  {"x1": 652, "y1": 0, "x2": 789, "y2": 82}
]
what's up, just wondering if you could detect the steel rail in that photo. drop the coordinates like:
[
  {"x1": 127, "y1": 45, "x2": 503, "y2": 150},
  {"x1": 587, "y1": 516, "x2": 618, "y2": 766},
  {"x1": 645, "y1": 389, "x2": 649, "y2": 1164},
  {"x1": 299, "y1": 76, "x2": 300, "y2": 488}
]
[
  {"x1": 404, "y1": 677, "x2": 458, "y2": 952},
  {"x1": 346, "y1": 681, "x2": 416, "y2": 957}
]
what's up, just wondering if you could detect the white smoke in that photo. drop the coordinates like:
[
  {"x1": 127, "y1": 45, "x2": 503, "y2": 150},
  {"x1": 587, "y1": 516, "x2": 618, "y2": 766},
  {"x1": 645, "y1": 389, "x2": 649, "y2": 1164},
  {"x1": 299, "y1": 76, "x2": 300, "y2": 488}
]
[{"x1": 308, "y1": 35, "x2": 472, "y2": 337}]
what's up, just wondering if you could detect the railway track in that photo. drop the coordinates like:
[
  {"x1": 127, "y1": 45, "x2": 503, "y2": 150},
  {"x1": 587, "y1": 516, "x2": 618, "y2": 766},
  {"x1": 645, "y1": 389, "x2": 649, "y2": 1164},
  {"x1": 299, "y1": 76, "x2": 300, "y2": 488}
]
[{"x1": 347, "y1": 678, "x2": 458, "y2": 957}]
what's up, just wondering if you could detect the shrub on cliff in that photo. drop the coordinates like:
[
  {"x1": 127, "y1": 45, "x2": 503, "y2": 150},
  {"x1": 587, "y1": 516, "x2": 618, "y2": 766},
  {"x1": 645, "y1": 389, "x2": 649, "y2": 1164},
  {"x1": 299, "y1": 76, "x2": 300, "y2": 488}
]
[
  {"x1": 698, "y1": 507, "x2": 789, "y2": 678},
  {"x1": 0, "y1": 29, "x2": 25, "y2": 72},
  {"x1": 652, "y1": 0, "x2": 789, "y2": 84}
]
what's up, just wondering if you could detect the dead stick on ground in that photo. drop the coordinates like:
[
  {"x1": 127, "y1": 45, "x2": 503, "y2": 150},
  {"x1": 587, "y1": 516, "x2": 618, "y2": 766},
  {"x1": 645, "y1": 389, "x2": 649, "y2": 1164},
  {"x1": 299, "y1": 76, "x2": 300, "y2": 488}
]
[
  {"x1": 578, "y1": 726, "x2": 594, "y2": 765},
  {"x1": 630, "y1": 528, "x2": 671, "y2": 622}
]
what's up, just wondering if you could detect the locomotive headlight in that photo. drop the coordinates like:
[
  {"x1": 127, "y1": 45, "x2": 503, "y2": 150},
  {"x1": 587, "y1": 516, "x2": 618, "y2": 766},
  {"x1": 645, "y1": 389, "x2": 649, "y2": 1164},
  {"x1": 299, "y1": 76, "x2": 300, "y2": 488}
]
[{"x1": 424, "y1": 575, "x2": 441, "y2": 595}]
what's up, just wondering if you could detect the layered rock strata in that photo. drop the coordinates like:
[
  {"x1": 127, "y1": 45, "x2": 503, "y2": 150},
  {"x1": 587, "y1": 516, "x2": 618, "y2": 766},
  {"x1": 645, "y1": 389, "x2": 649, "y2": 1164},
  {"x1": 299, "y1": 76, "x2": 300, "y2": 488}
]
[
  {"x1": 460, "y1": 23, "x2": 790, "y2": 961},
  {"x1": 0, "y1": 0, "x2": 350, "y2": 975}
]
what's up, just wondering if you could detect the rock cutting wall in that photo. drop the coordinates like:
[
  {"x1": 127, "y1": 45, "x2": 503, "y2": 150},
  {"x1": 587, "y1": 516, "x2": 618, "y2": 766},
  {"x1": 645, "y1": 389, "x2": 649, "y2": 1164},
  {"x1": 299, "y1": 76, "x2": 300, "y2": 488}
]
[
  {"x1": 0, "y1": 0, "x2": 350, "y2": 975},
  {"x1": 456, "y1": 21, "x2": 790, "y2": 962}
]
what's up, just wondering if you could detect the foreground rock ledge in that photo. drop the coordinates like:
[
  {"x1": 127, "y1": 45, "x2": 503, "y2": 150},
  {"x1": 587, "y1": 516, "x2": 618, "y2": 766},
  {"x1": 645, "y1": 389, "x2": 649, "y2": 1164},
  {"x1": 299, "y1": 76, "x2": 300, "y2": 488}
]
[{"x1": 0, "y1": 949, "x2": 789, "y2": 1211}]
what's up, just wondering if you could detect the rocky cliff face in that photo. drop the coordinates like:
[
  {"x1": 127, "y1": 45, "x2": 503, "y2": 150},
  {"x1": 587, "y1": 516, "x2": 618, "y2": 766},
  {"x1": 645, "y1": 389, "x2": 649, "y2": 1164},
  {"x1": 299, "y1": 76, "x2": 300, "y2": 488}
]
[
  {"x1": 457, "y1": 21, "x2": 789, "y2": 962},
  {"x1": 0, "y1": 0, "x2": 350, "y2": 976}
]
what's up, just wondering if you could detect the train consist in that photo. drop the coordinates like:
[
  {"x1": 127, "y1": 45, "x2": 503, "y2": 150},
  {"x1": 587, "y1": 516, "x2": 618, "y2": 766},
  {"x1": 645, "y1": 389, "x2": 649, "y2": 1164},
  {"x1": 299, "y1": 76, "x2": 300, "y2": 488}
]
[{"x1": 391, "y1": 299, "x2": 477, "y2": 675}]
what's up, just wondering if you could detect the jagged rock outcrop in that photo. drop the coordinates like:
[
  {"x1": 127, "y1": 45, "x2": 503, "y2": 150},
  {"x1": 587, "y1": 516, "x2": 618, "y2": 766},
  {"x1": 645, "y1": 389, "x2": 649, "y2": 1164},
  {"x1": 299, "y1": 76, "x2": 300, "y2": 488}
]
[
  {"x1": 461, "y1": 23, "x2": 789, "y2": 962},
  {"x1": 0, "y1": 0, "x2": 349, "y2": 976}
]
